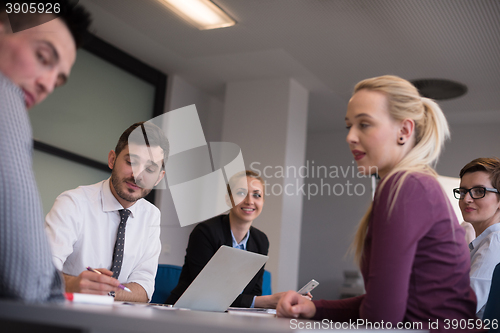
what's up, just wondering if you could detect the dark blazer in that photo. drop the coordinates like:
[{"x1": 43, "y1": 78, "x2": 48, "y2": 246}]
[{"x1": 166, "y1": 214, "x2": 269, "y2": 307}]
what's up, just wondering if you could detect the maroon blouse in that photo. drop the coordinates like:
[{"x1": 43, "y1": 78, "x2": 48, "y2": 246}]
[{"x1": 313, "y1": 172, "x2": 477, "y2": 328}]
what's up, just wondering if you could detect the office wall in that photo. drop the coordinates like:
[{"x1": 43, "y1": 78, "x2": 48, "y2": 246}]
[
  {"x1": 436, "y1": 122, "x2": 500, "y2": 177},
  {"x1": 222, "y1": 78, "x2": 309, "y2": 292},
  {"x1": 298, "y1": 129, "x2": 371, "y2": 300},
  {"x1": 157, "y1": 75, "x2": 224, "y2": 265},
  {"x1": 33, "y1": 151, "x2": 110, "y2": 215},
  {"x1": 299, "y1": 121, "x2": 500, "y2": 300}
]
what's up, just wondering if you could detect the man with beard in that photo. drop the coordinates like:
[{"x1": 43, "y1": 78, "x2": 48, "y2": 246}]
[{"x1": 45, "y1": 122, "x2": 168, "y2": 302}]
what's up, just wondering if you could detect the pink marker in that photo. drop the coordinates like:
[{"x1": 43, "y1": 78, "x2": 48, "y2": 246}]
[{"x1": 65, "y1": 292, "x2": 114, "y2": 305}]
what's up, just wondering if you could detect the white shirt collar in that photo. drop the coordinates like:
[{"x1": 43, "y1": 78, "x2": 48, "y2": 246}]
[
  {"x1": 101, "y1": 178, "x2": 138, "y2": 218},
  {"x1": 470, "y1": 222, "x2": 500, "y2": 250},
  {"x1": 231, "y1": 229, "x2": 250, "y2": 250}
]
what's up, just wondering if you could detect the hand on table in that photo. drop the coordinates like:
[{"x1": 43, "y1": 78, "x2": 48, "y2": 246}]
[
  {"x1": 276, "y1": 290, "x2": 316, "y2": 319},
  {"x1": 254, "y1": 291, "x2": 286, "y2": 308}
]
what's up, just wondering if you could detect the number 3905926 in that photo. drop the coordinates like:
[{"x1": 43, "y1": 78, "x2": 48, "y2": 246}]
[{"x1": 6, "y1": 3, "x2": 60, "y2": 14}]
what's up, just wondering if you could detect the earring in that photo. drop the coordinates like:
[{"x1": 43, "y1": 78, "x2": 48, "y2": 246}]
[{"x1": 398, "y1": 137, "x2": 405, "y2": 146}]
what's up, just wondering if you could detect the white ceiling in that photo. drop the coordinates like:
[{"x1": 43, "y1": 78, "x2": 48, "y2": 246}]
[{"x1": 82, "y1": 0, "x2": 500, "y2": 131}]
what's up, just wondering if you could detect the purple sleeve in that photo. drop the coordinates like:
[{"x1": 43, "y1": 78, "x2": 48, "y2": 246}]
[
  {"x1": 359, "y1": 174, "x2": 435, "y2": 323},
  {"x1": 312, "y1": 295, "x2": 363, "y2": 321}
]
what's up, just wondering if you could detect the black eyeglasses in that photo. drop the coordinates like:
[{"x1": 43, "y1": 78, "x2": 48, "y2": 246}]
[{"x1": 453, "y1": 186, "x2": 499, "y2": 200}]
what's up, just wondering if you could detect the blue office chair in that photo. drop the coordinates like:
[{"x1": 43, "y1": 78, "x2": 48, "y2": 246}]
[
  {"x1": 262, "y1": 270, "x2": 272, "y2": 296},
  {"x1": 483, "y1": 262, "x2": 500, "y2": 329},
  {"x1": 150, "y1": 264, "x2": 183, "y2": 304}
]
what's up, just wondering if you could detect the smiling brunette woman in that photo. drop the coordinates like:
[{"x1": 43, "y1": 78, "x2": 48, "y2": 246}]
[
  {"x1": 455, "y1": 157, "x2": 500, "y2": 318},
  {"x1": 277, "y1": 75, "x2": 477, "y2": 328},
  {"x1": 166, "y1": 170, "x2": 283, "y2": 308}
]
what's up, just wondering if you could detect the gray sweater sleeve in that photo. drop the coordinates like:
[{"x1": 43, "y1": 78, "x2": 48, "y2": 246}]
[{"x1": 0, "y1": 73, "x2": 64, "y2": 302}]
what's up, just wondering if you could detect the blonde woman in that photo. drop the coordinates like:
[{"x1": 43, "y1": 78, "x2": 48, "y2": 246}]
[{"x1": 277, "y1": 76, "x2": 476, "y2": 326}]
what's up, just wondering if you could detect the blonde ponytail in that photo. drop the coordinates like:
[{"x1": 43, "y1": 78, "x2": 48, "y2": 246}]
[{"x1": 350, "y1": 76, "x2": 450, "y2": 265}]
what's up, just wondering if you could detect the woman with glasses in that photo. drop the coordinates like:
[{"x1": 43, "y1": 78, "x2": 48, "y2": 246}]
[
  {"x1": 277, "y1": 75, "x2": 476, "y2": 328},
  {"x1": 455, "y1": 157, "x2": 500, "y2": 319}
]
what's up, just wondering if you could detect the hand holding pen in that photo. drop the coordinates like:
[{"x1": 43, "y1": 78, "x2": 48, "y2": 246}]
[
  {"x1": 86, "y1": 267, "x2": 132, "y2": 292},
  {"x1": 64, "y1": 266, "x2": 129, "y2": 296}
]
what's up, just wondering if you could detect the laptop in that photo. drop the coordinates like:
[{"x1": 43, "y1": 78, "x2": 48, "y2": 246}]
[{"x1": 173, "y1": 245, "x2": 268, "y2": 312}]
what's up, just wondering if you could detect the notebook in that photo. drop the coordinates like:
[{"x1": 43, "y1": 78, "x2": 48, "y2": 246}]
[{"x1": 173, "y1": 245, "x2": 268, "y2": 312}]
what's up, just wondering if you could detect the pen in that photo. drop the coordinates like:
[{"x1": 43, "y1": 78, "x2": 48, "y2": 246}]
[{"x1": 86, "y1": 266, "x2": 132, "y2": 293}]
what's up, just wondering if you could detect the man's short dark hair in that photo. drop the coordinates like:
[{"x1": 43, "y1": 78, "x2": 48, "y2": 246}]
[
  {"x1": 0, "y1": 0, "x2": 92, "y2": 48},
  {"x1": 55, "y1": 0, "x2": 92, "y2": 48},
  {"x1": 115, "y1": 122, "x2": 170, "y2": 166}
]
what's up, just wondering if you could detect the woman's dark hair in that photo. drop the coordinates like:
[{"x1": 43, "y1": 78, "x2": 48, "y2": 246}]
[{"x1": 459, "y1": 157, "x2": 500, "y2": 191}]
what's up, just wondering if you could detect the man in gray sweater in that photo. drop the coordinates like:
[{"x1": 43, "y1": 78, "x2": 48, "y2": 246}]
[{"x1": 0, "y1": 1, "x2": 91, "y2": 302}]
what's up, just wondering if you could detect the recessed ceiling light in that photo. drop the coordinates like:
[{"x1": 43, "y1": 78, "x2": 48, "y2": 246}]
[
  {"x1": 160, "y1": 0, "x2": 236, "y2": 30},
  {"x1": 411, "y1": 79, "x2": 467, "y2": 100}
]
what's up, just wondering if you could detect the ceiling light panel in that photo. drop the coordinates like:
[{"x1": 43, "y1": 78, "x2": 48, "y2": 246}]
[{"x1": 161, "y1": 0, "x2": 236, "y2": 30}]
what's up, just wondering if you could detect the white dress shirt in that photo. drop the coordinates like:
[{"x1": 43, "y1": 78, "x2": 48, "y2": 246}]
[
  {"x1": 45, "y1": 178, "x2": 161, "y2": 300},
  {"x1": 230, "y1": 230, "x2": 257, "y2": 308},
  {"x1": 469, "y1": 222, "x2": 500, "y2": 318}
]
